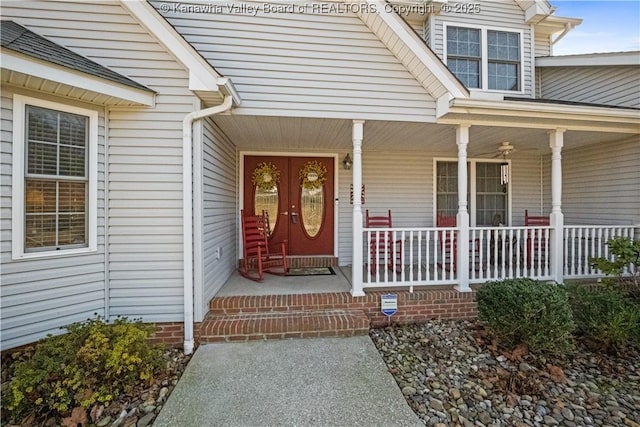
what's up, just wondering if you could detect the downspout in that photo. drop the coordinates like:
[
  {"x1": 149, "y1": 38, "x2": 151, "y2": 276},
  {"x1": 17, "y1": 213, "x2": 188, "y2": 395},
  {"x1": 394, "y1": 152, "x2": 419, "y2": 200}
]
[
  {"x1": 104, "y1": 105, "x2": 110, "y2": 320},
  {"x1": 183, "y1": 95, "x2": 233, "y2": 355}
]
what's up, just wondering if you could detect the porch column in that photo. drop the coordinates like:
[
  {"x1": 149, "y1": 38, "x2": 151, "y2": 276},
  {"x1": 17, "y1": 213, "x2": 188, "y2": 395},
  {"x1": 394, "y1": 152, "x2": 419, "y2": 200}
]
[
  {"x1": 549, "y1": 129, "x2": 565, "y2": 284},
  {"x1": 455, "y1": 125, "x2": 471, "y2": 292},
  {"x1": 351, "y1": 120, "x2": 365, "y2": 297}
]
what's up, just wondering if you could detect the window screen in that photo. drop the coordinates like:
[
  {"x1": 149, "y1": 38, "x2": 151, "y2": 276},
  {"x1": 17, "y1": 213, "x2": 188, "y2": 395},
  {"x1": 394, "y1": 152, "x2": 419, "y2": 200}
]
[{"x1": 24, "y1": 105, "x2": 88, "y2": 251}]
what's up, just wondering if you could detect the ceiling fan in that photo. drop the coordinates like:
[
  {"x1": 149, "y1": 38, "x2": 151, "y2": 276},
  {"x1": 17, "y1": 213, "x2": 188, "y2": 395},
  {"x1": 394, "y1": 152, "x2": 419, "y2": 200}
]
[
  {"x1": 474, "y1": 141, "x2": 539, "y2": 158},
  {"x1": 496, "y1": 141, "x2": 514, "y2": 158}
]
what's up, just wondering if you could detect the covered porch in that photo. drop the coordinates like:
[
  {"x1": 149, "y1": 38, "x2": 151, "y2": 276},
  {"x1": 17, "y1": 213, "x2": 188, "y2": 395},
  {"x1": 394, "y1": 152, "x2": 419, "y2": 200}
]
[{"x1": 210, "y1": 106, "x2": 638, "y2": 297}]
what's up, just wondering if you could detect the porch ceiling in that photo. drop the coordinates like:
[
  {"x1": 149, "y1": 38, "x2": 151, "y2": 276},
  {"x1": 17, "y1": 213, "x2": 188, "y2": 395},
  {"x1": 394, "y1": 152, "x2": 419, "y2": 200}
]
[{"x1": 212, "y1": 115, "x2": 637, "y2": 156}]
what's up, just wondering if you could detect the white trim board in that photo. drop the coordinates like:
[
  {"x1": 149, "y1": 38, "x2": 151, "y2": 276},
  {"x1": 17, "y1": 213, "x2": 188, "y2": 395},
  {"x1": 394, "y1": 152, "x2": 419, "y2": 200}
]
[
  {"x1": 11, "y1": 94, "x2": 99, "y2": 260},
  {"x1": 2, "y1": 50, "x2": 155, "y2": 106},
  {"x1": 432, "y1": 157, "x2": 513, "y2": 227},
  {"x1": 442, "y1": 23, "x2": 526, "y2": 96}
]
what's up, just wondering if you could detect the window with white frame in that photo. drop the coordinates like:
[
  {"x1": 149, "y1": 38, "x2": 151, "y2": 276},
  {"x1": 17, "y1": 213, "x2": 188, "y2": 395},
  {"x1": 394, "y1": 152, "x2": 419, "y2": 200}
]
[
  {"x1": 446, "y1": 27, "x2": 481, "y2": 89},
  {"x1": 446, "y1": 26, "x2": 522, "y2": 92},
  {"x1": 475, "y1": 162, "x2": 507, "y2": 226},
  {"x1": 487, "y1": 30, "x2": 520, "y2": 91},
  {"x1": 435, "y1": 160, "x2": 508, "y2": 226},
  {"x1": 12, "y1": 95, "x2": 97, "y2": 258}
]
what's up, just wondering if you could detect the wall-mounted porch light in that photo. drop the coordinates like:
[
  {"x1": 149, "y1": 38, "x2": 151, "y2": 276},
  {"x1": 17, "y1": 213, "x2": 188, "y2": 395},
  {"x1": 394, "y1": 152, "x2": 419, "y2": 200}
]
[{"x1": 342, "y1": 153, "x2": 352, "y2": 170}]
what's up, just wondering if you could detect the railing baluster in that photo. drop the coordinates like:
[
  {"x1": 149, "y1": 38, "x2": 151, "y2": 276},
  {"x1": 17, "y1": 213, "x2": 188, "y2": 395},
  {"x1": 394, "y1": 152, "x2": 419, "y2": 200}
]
[
  {"x1": 563, "y1": 227, "x2": 568, "y2": 276},
  {"x1": 507, "y1": 228, "x2": 513, "y2": 278},
  {"x1": 544, "y1": 227, "x2": 550, "y2": 277},
  {"x1": 596, "y1": 227, "x2": 603, "y2": 274},
  {"x1": 449, "y1": 229, "x2": 455, "y2": 281},
  {"x1": 366, "y1": 230, "x2": 372, "y2": 284},
  {"x1": 376, "y1": 230, "x2": 382, "y2": 283},
  {"x1": 410, "y1": 230, "x2": 415, "y2": 282},
  {"x1": 577, "y1": 227, "x2": 583, "y2": 275},
  {"x1": 479, "y1": 229, "x2": 485, "y2": 279},
  {"x1": 571, "y1": 228, "x2": 576, "y2": 276},
  {"x1": 400, "y1": 230, "x2": 406, "y2": 283},
  {"x1": 423, "y1": 230, "x2": 428, "y2": 281}
]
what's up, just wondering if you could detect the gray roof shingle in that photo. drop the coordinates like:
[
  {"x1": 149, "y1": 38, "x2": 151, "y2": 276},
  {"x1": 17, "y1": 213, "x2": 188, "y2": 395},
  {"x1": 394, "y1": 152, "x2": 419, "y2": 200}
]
[{"x1": 1, "y1": 21, "x2": 152, "y2": 92}]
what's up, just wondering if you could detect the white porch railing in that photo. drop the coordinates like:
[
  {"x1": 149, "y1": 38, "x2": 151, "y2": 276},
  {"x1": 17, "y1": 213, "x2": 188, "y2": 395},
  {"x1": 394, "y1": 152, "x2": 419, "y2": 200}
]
[
  {"x1": 469, "y1": 227, "x2": 552, "y2": 283},
  {"x1": 564, "y1": 225, "x2": 636, "y2": 278},
  {"x1": 364, "y1": 227, "x2": 457, "y2": 288},
  {"x1": 362, "y1": 225, "x2": 637, "y2": 290}
]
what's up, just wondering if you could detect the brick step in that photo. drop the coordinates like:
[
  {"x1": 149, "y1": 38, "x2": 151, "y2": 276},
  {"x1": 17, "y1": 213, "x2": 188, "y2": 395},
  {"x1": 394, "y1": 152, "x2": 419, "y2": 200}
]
[
  {"x1": 199, "y1": 309, "x2": 370, "y2": 343},
  {"x1": 209, "y1": 292, "x2": 361, "y2": 314}
]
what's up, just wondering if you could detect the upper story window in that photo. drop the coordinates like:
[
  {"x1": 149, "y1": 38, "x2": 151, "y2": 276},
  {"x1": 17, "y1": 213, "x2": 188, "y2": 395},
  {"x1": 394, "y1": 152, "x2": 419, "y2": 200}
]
[
  {"x1": 446, "y1": 27, "x2": 481, "y2": 89},
  {"x1": 487, "y1": 30, "x2": 520, "y2": 91},
  {"x1": 12, "y1": 95, "x2": 98, "y2": 259},
  {"x1": 446, "y1": 26, "x2": 522, "y2": 92}
]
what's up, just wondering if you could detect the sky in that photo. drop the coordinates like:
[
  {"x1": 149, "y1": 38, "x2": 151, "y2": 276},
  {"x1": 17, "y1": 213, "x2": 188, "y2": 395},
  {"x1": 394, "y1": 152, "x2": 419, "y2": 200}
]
[{"x1": 549, "y1": 1, "x2": 640, "y2": 55}]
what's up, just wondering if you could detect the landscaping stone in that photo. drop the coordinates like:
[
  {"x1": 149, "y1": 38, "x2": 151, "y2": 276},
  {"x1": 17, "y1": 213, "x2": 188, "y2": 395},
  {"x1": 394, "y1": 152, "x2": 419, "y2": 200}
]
[
  {"x1": 369, "y1": 320, "x2": 640, "y2": 426},
  {"x1": 136, "y1": 413, "x2": 155, "y2": 427}
]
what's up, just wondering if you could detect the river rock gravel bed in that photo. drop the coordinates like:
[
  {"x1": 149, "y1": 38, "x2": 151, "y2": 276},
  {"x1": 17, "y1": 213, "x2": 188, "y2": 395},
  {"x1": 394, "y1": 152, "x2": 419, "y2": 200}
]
[{"x1": 370, "y1": 320, "x2": 640, "y2": 427}]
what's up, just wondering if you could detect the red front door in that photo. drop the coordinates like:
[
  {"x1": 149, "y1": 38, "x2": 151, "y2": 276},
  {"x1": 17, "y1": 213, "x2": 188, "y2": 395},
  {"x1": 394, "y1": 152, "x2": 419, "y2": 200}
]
[{"x1": 244, "y1": 156, "x2": 334, "y2": 256}]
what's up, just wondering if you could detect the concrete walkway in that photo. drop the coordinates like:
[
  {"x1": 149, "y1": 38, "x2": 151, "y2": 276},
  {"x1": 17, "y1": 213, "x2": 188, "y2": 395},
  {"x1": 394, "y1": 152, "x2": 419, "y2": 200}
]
[{"x1": 153, "y1": 336, "x2": 422, "y2": 427}]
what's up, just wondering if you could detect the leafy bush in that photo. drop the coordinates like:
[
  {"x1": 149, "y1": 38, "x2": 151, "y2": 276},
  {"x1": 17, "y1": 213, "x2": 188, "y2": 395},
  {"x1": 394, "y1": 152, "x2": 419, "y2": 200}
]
[
  {"x1": 567, "y1": 284, "x2": 640, "y2": 352},
  {"x1": 476, "y1": 278, "x2": 574, "y2": 357},
  {"x1": 3, "y1": 316, "x2": 163, "y2": 421},
  {"x1": 591, "y1": 237, "x2": 640, "y2": 290}
]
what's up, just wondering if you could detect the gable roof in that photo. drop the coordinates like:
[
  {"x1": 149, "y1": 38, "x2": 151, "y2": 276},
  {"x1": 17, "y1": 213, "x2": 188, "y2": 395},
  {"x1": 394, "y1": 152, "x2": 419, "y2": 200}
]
[
  {"x1": 119, "y1": 1, "x2": 240, "y2": 105},
  {"x1": 1, "y1": 20, "x2": 151, "y2": 92}
]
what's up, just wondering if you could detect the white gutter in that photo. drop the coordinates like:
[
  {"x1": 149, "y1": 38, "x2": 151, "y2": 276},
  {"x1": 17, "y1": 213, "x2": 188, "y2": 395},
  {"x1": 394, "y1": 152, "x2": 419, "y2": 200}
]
[
  {"x1": 183, "y1": 95, "x2": 233, "y2": 355},
  {"x1": 449, "y1": 98, "x2": 640, "y2": 120}
]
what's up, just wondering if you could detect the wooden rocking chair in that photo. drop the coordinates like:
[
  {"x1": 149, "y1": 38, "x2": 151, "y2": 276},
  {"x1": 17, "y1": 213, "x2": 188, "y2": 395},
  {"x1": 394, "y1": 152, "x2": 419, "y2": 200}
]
[
  {"x1": 239, "y1": 209, "x2": 288, "y2": 281},
  {"x1": 365, "y1": 209, "x2": 403, "y2": 274},
  {"x1": 436, "y1": 213, "x2": 481, "y2": 272},
  {"x1": 525, "y1": 209, "x2": 550, "y2": 268}
]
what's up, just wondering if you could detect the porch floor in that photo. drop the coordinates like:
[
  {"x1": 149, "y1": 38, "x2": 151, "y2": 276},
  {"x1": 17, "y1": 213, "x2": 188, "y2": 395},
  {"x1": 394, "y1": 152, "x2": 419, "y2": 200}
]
[{"x1": 216, "y1": 265, "x2": 353, "y2": 296}]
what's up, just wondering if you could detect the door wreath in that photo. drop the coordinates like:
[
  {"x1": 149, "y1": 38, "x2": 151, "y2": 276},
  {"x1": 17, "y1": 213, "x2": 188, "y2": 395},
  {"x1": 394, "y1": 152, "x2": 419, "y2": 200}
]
[
  {"x1": 252, "y1": 162, "x2": 280, "y2": 191},
  {"x1": 299, "y1": 161, "x2": 327, "y2": 190}
]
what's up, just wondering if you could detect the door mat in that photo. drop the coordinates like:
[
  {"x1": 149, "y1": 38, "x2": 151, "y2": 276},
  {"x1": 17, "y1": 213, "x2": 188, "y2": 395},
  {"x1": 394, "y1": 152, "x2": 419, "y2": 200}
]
[{"x1": 287, "y1": 267, "x2": 336, "y2": 276}]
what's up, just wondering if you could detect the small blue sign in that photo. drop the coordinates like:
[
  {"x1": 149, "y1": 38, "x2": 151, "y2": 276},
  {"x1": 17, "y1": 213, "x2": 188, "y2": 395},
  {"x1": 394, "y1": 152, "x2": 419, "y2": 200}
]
[{"x1": 381, "y1": 294, "x2": 398, "y2": 317}]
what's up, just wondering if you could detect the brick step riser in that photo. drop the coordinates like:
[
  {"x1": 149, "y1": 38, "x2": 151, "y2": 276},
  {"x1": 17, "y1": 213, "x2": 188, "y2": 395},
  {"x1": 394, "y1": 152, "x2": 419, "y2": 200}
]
[
  {"x1": 201, "y1": 330, "x2": 368, "y2": 343},
  {"x1": 210, "y1": 290, "x2": 476, "y2": 311},
  {"x1": 200, "y1": 310, "x2": 370, "y2": 343}
]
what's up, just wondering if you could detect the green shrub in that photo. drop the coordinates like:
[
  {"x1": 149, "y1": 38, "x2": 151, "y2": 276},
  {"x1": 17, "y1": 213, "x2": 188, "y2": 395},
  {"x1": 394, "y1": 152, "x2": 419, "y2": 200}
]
[
  {"x1": 3, "y1": 316, "x2": 163, "y2": 421},
  {"x1": 476, "y1": 278, "x2": 574, "y2": 357},
  {"x1": 590, "y1": 237, "x2": 640, "y2": 290},
  {"x1": 567, "y1": 284, "x2": 640, "y2": 351}
]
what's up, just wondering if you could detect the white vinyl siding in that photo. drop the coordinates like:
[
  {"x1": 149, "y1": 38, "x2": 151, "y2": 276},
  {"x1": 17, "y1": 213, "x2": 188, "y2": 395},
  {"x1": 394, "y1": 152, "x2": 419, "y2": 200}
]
[
  {"x1": 561, "y1": 138, "x2": 640, "y2": 225},
  {"x1": 337, "y1": 151, "x2": 542, "y2": 264},
  {"x1": 534, "y1": 32, "x2": 551, "y2": 57},
  {"x1": 539, "y1": 66, "x2": 640, "y2": 108},
  {"x1": 1, "y1": 2, "x2": 198, "y2": 328},
  {"x1": 432, "y1": 1, "x2": 533, "y2": 97},
  {"x1": 512, "y1": 154, "x2": 546, "y2": 225},
  {"x1": 406, "y1": 19, "x2": 425, "y2": 40},
  {"x1": 200, "y1": 117, "x2": 238, "y2": 319},
  {"x1": 155, "y1": 3, "x2": 437, "y2": 122},
  {"x1": 1, "y1": 89, "x2": 106, "y2": 351}
]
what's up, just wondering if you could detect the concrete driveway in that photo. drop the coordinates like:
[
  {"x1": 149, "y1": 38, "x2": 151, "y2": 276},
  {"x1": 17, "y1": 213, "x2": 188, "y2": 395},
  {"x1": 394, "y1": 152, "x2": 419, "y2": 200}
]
[{"x1": 153, "y1": 336, "x2": 422, "y2": 426}]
